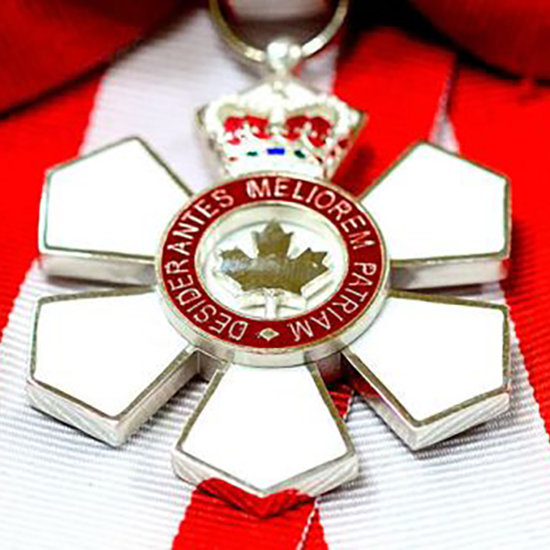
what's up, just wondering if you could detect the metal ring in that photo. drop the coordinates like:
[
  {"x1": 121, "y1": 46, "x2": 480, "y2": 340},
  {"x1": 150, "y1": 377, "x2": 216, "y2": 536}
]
[{"x1": 209, "y1": 0, "x2": 350, "y2": 64}]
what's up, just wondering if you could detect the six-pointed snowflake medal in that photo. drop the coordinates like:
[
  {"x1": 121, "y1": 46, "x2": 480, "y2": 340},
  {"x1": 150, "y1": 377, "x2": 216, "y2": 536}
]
[{"x1": 28, "y1": 71, "x2": 511, "y2": 516}]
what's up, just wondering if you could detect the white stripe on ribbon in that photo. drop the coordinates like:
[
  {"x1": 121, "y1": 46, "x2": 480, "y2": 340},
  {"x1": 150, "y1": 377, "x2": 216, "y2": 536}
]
[{"x1": 81, "y1": 9, "x2": 335, "y2": 191}]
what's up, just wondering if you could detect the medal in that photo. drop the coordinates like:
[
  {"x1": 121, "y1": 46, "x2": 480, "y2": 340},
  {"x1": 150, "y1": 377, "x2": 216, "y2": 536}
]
[{"x1": 27, "y1": 0, "x2": 511, "y2": 516}]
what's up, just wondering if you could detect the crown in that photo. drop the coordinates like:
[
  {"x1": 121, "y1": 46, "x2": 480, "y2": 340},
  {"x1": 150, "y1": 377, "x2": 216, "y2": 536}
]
[{"x1": 197, "y1": 75, "x2": 365, "y2": 180}]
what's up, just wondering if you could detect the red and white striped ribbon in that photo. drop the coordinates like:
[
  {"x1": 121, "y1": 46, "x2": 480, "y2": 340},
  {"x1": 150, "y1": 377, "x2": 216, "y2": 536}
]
[{"x1": 1, "y1": 7, "x2": 550, "y2": 550}]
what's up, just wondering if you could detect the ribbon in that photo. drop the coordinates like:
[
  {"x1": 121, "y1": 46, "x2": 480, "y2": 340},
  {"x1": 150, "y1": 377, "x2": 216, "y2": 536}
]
[{"x1": 451, "y1": 66, "x2": 550, "y2": 440}]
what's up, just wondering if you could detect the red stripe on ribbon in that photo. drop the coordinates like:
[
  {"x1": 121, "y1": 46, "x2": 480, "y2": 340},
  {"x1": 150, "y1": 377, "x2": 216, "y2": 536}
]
[
  {"x1": 302, "y1": 509, "x2": 329, "y2": 550},
  {"x1": 0, "y1": 1, "x2": 182, "y2": 113},
  {"x1": 0, "y1": 76, "x2": 101, "y2": 346},
  {"x1": 334, "y1": 27, "x2": 454, "y2": 197},
  {"x1": 173, "y1": 490, "x2": 318, "y2": 550},
  {"x1": 175, "y1": 28, "x2": 453, "y2": 549},
  {"x1": 450, "y1": 67, "x2": 550, "y2": 435}
]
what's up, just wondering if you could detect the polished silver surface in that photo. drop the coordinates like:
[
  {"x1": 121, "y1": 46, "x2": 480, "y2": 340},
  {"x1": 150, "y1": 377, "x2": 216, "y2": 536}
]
[{"x1": 197, "y1": 204, "x2": 348, "y2": 320}]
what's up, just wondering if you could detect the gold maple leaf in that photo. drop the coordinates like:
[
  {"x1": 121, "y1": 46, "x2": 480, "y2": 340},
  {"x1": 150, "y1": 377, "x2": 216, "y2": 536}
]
[{"x1": 220, "y1": 221, "x2": 329, "y2": 295}]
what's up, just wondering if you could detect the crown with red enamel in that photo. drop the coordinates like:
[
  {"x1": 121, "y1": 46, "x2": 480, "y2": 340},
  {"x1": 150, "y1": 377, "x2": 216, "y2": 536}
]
[{"x1": 197, "y1": 76, "x2": 365, "y2": 180}]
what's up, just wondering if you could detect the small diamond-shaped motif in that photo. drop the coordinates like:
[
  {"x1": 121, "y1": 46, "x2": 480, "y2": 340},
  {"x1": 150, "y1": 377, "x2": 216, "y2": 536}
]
[{"x1": 259, "y1": 328, "x2": 280, "y2": 341}]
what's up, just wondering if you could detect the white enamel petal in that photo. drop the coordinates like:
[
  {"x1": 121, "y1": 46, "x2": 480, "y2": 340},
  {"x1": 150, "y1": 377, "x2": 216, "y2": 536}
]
[
  {"x1": 28, "y1": 289, "x2": 196, "y2": 446},
  {"x1": 173, "y1": 364, "x2": 357, "y2": 507},
  {"x1": 40, "y1": 138, "x2": 191, "y2": 284},
  {"x1": 345, "y1": 292, "x2": 511, "y2": 449},
  {"x1": 362, "y1": 143, "x2": 510, "y2": 288}
]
